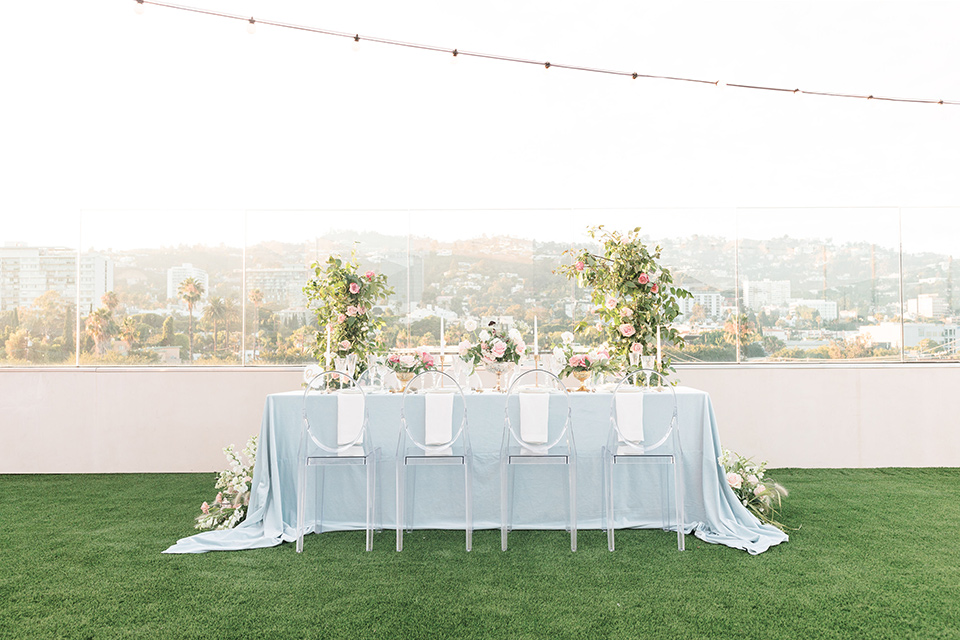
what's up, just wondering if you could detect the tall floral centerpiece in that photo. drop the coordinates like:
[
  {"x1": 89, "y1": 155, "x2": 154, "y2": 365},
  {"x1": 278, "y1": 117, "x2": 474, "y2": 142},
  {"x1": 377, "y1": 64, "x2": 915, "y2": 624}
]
[
  {"x1": 303, "y1": 253, "x2": 394, "y2": 376},
  {"x1": 556, "y1": 226, "x2": 691, "y2": 379},
  {"x1": 460, "y1": 321, "x2": 526, "y2": 391}
]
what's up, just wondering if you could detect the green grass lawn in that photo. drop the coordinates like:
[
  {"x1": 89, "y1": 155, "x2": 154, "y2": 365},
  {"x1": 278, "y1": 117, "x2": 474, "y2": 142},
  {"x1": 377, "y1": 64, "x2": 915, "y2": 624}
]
[{"x1": 1, "y1": 469, "x2": 959, "y2": 639}]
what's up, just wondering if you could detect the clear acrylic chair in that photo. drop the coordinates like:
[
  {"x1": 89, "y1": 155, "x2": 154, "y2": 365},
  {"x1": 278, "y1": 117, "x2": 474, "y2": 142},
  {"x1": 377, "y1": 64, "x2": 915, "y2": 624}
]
[
  {"x1": 501, "y1": 369, "x2": 577, "y2": 552},
  {"x1": 396, "y1": 369, "x2": 473, "y2": 551},
  {"x1": 603, "y1": 368, "x2": 684, "y2": 551},
  {"x1": 297, "y1": 370, "x2": 379, "y2": 552}
]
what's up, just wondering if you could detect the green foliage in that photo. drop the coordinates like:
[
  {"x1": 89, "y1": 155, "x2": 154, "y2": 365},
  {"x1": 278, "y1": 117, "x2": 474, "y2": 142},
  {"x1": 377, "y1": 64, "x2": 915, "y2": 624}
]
[
  {"x1": 556, "y1": 226, "x2": 692, "y2": 377},
  {"x1": 303, "y1": 253, "x2": 395, "y2": 372}
]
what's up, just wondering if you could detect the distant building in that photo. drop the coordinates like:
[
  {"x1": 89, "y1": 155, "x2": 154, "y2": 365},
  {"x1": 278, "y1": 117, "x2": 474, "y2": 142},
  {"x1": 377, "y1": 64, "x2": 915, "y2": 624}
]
[
  {"x1": 0, "y1": 244, "x2": 113, "y2": 313},
  {"x1": 859, "y1": 322, "x2": 958, "y2": 350},
  {"x1": 743, "y1": 278, "x2": 791, "y2": 310},
  {"x1": 245, "y1": 266, "x2": 312, "y2": 308},
  {"x1": 906, "y1": 294, "x2": 948, "y2": 319},
  {"x1": 166, "y1": 264, "x2": 209, "y2": 302},
  {"x1": 789, "y1": 299, "x2": 839, "y2": 322},
  {"x1": 677, "y1": 291, "x2": 724, "y2": 320}
]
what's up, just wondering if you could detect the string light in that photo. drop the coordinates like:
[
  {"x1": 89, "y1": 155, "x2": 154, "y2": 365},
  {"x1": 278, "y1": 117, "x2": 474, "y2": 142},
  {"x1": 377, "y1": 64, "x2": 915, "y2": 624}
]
[
  {"x1": 352, "y1": 34, "x2": 361, "y2": 52},
  {"x1": 246, "y1": 17, "x2": 255, "y2": 35},
  {"x1": 132, "y1": 0, "x2": 959, "y2": 108},
  {"x1": 134, "y1": 0, "x2": 145, "y2": 15}
]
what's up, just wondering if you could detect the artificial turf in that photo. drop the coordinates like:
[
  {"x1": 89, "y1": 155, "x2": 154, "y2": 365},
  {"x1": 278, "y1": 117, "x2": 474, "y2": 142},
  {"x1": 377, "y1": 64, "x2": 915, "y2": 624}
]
[{"x1": 1, "y1": 469, "x2": 958, "y2": 639}]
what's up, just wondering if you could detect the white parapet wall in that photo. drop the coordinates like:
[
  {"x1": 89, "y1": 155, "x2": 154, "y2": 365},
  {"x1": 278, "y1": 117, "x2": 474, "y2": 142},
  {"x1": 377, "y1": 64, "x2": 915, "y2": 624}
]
[{"x1": 1, "y1": 365, "x2": 958, "y2": 473}]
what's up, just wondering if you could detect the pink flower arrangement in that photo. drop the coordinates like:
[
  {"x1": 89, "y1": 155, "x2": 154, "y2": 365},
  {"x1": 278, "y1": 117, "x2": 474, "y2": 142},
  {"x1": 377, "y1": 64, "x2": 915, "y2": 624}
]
[
  {"x1": 385, "y1": 350, "x2": 436, "y2": 375},
  {"x1": 618, "y1": 323, "x2": 636, "y2": 337},
  {"x1": 349, "y1": 282, "x2": 361, "y2": 295},
  {"x1": 637, "y1": 273, "x2": 649, "y2": 284}
]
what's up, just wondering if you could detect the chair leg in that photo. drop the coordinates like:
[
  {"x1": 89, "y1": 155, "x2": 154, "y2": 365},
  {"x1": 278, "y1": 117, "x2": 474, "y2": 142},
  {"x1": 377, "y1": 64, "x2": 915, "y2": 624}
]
[
  {"x1": 365, "y1": 455, "x2": 375, "y2": 552},
  {"x1": 569, "y1": 461, "x2": 577, "y2": 553},
  {"x1": 317, "y1": 466, "x2": 326, "y2": 535},
  {"x1": 605, "y1": 450, "x2": 615, "y2": 552},
  {"x1": 465, "y1": 459, "x2": 473, "y2": 552},
  {"x1": 396, "y1": 461, "x2": 404, "y2": 552},
  {"x1": 673, "y1": 458, "x2": 685, "y2": 551},
  {"x1": 296, "y1": 459, "x2": 306, "y2": 553},
  {"x1": 500, "y1": 456, "x2": 508, "y2": 551}
]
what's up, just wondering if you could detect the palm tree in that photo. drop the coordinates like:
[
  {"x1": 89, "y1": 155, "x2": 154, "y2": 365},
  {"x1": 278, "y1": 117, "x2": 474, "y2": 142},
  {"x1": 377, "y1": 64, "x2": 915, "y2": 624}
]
[
  {"x1": 223, "y1": 298, "x2": 240, "y2": 362},
  {"x1": 118, "y1": 316, "x2": 139, "y2": 352},
  {"x1": 101, "y1": 291, "x2": 119, "y2": 314},
  {"x1": 177, "y1": 277, "x2": 205, "y2": 362},
  {"x1": 248, "y1": 288, "x2": 264, "y2": 361},
  {"x1": 85, "y1": 307, "x2": 117, "y2": 356},
  {"x1": 202, "y1": 296, "x2": 227, "y2": 357}
]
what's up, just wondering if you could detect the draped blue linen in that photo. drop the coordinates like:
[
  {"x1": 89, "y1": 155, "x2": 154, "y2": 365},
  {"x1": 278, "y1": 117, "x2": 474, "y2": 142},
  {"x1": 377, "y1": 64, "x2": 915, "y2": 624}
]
[{"x1": 164, "y1": 387, "x2": 787, "y2": 554}]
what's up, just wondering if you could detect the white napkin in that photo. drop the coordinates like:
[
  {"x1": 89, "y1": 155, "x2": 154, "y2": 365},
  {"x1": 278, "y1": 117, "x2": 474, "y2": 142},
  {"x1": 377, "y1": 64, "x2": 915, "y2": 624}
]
[
  {"x1": 337, "y1": 390, "x2": 365, "y2": 446},
  {"x1": 519, "y1": 389, "x2": 550, "y2": 444},
  {"x1": 616, "y1": 389, "x2": 644, "y2": 442},
  {"x1": 425, "y1": 390, "x2": 455, "y2": 446}
]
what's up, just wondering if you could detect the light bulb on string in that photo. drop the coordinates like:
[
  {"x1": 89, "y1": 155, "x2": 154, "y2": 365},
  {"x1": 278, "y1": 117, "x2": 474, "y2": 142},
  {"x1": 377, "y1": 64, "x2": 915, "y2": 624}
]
[
  {"x1": 246, "y1": 17, "x2": 256, "y2": 34},
  {"x1": 451, "y1": 49, "x2": 459, "y2": 65},
  {"x1": 352, "y1": 34, "x2": 361, "y2": 52},
  {"x1": 716, "y1": 80, "x2": 726, "y2": 91},
  {"x1": 134, "y1": 0, "x2": 145, "y2": 15}
]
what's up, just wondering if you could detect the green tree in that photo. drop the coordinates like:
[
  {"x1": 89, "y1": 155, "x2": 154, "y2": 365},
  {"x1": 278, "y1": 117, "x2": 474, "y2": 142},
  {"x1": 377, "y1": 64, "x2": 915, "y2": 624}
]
[
  {"x1": 101, "y1": 291, "x2": 119, "y2": 314},
  {"x1": 85, "y1": 308, "x2": 117, "y2": 356},
  {"x1": 160, "y1": 315, "x2": 175, "y2": 346},
  {"x1": 5, "y1": 328, "x2": 30, "y2": 361},
  {"x1": 202, "y1": 296, "x2": 227, "y2": 356},
  {"x1": 118, "y1": 316, "x2": 140, "y2": 351},
  {"x1": 247, "y1": 288, "x2": 264, "y2": 360},
  {"x1": 177, "y1": 277, "x2": 205, "y2": 362}
]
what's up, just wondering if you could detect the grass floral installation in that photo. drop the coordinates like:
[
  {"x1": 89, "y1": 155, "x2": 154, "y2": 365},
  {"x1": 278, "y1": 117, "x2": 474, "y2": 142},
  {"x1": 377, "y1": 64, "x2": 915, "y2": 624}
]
[
  {"x1": 719, "y1": 448, "x2": 793, "y2": 531},
  {"x1": 556, "y1": 226, "x2": 691, "y2": 379},
  {"x1": 195, "y1": 434, "x2": 258, "y2": 531},
  {"x1": 304, "y1": 252, "x2": 394, "y2": 376}
]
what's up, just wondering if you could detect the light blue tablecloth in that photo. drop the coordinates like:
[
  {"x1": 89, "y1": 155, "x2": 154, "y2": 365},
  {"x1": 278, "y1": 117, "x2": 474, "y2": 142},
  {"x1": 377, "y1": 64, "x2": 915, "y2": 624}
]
[{"x1": 164, "y1": 387, "x2": 788, "y2": 554}]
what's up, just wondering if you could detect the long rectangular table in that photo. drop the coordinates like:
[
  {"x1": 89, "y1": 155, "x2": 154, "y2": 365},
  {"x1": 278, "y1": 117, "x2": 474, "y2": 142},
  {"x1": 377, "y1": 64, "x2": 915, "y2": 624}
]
[{"x1": 165, "y1": 387, "x2": 788, "y2": 554}]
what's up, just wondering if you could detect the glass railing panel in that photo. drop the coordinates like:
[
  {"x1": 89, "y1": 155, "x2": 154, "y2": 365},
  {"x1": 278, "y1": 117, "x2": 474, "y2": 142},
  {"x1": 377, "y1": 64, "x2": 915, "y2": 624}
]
[
  {"x1": 737, "y1": 207, "x2": 901, "y2": 362},
  {"x1": 244, "y1": 210, "x2": 410, "y2": 364},
  {"x1": 0, "y1": 213, "x2": 80, "y2": 366},
  {"x1": 79, "y1": 210, "x2": 244, "y2": 365},
  {"x1": 900, "y1": 207, "x2": 960, "y2": 361}
]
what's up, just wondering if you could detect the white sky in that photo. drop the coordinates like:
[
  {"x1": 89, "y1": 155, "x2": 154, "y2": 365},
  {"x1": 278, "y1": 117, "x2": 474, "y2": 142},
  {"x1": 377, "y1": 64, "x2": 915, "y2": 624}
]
[{"x1": 1, "y1": 0, "x2": 958, "y2": 251}]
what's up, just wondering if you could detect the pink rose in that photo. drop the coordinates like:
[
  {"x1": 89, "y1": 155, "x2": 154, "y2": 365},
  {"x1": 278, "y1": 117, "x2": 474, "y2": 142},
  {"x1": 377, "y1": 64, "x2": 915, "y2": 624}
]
[
  {"x1": 569, "y1": 354, "x2": 586, "y2": 368},
  {"x1": 630, "y1": 342, "x2": 643, "y2": 353},
  {"x1": 458, "y1": 340, "x2": 471, "y2": 357},
  {"x1": 516, "y1": 341, "x2": 526, "y2": 356},
  {"x1": 421, "y1": 352, "x2": 435, "y2": 367},
  {"x1": 357, "y1": 306, "x2": 366, "y2": 315},
  {"x1": 491, "y1": 340, "x2": 507, "y2": 358},
  {"x1": 215, "y1": 492, "x2": 223, "y2": 504},
  {"x1": 605, "y1": 297, "x2": 618, "y2": 310},
  {"x1": 726, "y1": 472, "x2": 743, "y2": 489},
  {"x1": 619, "y1": 323, "x2": 636, "y2": 337},
  {"x1": 365, "y1": 270, "x2": 375, "y2": 280},
  {"x1": 651, "y1": 283, "x2": 659, "y2": 293},
  {"x1": 337, "y1": 313, "x2": 346, "y2": 324},
  {"x1": 620, "y1": 307, "x2": 633, "y2": 317},
  {"x1": 339, "y1": 340, "x2": 351, "y2": 350},
  {"x1": 201, "y1": 501, "x2": 209, "y2": 514},
  {"x1": 637, "y1": 273, "x2": 649, "y2": 285},
  {"x1": 575, "y1": 260, "x2": 585, "y2": 272},
  {"x1": 388, "y1": 354, "x2": 400, "y2": 363},
  {"x1": 346, "y1": 305, "x2": 358, "y2": 317},
  {"x1": 349, "y1": 282, "x2": 360, "y2": 294}
]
